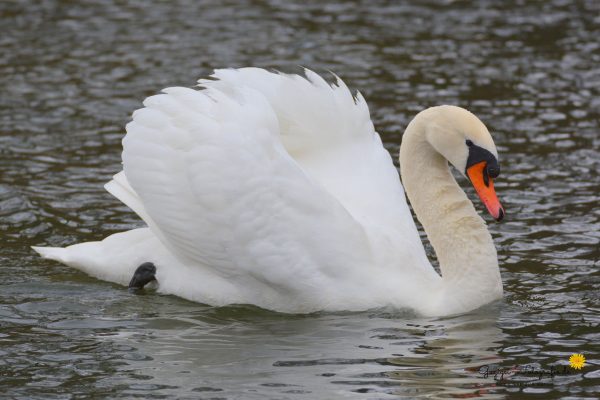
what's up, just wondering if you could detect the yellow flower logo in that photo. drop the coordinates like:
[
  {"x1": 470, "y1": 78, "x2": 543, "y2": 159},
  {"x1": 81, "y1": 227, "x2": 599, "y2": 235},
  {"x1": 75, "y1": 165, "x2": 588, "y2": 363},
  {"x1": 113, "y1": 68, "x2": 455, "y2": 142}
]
[{"x1": 569, "y1": 353, "x2": 585, "y2": 370}]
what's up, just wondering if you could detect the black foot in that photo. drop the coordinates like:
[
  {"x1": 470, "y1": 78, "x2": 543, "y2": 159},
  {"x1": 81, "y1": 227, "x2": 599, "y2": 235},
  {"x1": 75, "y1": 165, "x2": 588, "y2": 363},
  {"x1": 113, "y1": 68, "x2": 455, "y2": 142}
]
[{"x1": 128, "y1": 262, "x2": 157, "y2": 291}]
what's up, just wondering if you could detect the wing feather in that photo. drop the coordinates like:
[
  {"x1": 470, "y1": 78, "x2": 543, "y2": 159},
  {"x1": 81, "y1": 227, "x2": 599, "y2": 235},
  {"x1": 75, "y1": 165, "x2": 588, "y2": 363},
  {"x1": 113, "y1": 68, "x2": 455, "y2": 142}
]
[{"x1": 122, "y1": 77, "x2": 376, "y2": 289}]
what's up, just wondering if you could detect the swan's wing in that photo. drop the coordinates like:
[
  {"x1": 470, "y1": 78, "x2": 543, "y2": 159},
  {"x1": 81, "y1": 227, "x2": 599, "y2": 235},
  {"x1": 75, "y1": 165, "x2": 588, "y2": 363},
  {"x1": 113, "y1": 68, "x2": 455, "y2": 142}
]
[
  {"x1": 200, "y1": 69, "x2": 425, "y2": 240},
  {"x1": 198, "y1": 68, "x2": 373, "y2": 156},
  {"x1": 122, "y1": 75, "x2": 376, "y2": 290},
  {"x1": 105, "y1": 171, "x2": 150, "y2": 223}
]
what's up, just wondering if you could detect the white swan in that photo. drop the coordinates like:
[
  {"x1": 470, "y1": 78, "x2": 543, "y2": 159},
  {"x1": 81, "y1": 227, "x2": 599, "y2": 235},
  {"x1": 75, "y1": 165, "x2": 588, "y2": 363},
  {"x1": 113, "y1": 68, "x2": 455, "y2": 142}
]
[{"x1": 33, "y1": 68, "x2": 505, "y2": 316}]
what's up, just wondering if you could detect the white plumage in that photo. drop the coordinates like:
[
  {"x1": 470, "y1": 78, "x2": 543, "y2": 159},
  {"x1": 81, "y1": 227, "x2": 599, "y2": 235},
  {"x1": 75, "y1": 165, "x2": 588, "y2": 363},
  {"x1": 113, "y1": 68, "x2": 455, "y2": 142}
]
[{"x1": 34, "y1": 68, "x2": 503, "y2": 316}]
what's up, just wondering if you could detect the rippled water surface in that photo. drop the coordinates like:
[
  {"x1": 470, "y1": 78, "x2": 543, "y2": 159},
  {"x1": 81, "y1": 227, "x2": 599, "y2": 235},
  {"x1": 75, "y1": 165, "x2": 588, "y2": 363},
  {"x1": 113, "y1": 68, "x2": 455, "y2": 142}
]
[{"x1": 2, "y1": 0, "x2": 600, "y2": 398}]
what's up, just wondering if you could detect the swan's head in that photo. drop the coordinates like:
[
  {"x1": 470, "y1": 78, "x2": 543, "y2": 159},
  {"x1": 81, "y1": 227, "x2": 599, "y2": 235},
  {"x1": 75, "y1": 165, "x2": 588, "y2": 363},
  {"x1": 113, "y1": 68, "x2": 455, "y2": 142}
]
[{"x1": 425, "y1": 106, "x2": 504, "y2": 221}]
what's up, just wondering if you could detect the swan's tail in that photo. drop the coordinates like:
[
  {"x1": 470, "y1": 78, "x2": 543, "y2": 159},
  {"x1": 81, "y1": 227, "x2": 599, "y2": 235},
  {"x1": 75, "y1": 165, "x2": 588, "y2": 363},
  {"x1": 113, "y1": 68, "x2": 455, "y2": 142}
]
[
  {"x1": 33, "y1": 170, "x2": 177, "y2": 286},
  {"x1": 32, "y1": 246, "x2": 69, "y2": 264},
  {"x1": 32, "y1": 228, "x2": 163, "y2": 286}
]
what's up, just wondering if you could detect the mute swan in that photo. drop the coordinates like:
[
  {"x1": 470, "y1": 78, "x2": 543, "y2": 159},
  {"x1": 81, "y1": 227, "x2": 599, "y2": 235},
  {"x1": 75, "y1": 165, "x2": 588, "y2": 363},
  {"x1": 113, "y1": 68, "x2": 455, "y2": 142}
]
[{"x1": 33, "y1": 68, "x2": 504, "y2": 316}]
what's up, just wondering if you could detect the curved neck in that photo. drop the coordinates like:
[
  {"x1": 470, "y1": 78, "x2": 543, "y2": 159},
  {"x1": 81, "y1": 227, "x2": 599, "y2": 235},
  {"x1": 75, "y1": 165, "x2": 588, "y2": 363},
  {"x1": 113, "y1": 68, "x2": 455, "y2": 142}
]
[{"x1": 399, "y1": 112, "x2": 502, "y2": 313}]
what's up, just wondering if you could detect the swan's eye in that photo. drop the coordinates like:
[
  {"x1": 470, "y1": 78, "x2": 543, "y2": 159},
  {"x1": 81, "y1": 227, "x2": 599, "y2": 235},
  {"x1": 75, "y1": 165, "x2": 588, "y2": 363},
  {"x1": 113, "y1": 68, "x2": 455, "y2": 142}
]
[
  {"x1": 486, "y1": 164, "x2": 500, "y2": 179},
  {"x1": 466, "y1": 139, "x2": 474, "y2": 147}
]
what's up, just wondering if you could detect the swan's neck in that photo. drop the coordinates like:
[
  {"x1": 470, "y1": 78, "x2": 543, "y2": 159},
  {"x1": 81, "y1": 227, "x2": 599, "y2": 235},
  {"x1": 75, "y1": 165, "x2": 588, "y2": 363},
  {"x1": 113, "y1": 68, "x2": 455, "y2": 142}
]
[{"x1": 399, "y1": 115, "x2": 502, "y2": 314}]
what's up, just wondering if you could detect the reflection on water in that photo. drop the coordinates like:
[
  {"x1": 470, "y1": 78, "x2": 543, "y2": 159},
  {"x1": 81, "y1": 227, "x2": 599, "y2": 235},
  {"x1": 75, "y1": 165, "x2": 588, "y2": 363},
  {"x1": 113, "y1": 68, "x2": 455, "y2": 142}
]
[{"x1": 1, "y1": 0, "x2": 599, "y2": 398}]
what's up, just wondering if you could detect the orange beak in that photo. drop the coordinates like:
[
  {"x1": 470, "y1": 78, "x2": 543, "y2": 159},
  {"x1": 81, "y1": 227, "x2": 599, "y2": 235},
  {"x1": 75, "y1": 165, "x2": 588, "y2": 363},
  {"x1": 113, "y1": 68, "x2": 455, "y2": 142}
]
[{"x1": 466, "y1": 161, "x2": 505, "y2": 221}]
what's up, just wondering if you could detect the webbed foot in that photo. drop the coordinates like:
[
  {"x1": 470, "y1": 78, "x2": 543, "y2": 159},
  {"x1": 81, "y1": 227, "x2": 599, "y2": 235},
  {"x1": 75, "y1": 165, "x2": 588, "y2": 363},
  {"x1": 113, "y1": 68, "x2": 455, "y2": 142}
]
[{"x1": 128, "y1": 262, "x2": 157, "y2": 291}]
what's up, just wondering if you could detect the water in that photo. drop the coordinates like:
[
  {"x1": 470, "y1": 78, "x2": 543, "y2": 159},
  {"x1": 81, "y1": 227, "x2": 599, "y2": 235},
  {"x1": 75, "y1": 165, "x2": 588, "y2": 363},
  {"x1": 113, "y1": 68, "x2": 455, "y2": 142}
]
[{"x1": 1, "y1": 0, "x2": 599, "y2": 398}]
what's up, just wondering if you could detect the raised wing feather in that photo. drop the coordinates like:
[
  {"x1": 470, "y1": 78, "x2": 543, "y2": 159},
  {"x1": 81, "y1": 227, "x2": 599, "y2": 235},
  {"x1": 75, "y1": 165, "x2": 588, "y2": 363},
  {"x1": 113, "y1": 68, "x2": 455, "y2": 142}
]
[
  {"x1": 122, "y1": 73, "x2": 380, "y2": 291},
  {"x1": 199, "y1": 68, "x2": 373, "y2": 156},
  {"x1": 201, "y1": 69, "x2": 422, "y2": 235}
]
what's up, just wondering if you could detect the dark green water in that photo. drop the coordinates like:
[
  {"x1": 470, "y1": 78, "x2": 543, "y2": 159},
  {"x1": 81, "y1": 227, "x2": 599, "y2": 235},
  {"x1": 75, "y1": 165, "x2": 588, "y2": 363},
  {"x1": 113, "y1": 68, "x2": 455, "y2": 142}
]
[{"x1": 1, "y1": 0, "x2": 599, "y2": 398}]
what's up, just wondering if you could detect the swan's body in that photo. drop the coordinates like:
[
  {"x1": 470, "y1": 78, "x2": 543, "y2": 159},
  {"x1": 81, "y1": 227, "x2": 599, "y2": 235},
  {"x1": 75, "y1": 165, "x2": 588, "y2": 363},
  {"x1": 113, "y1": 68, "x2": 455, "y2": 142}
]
[{"x1": 34, "y1": 68, "x2": 504, "y2": 316}]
